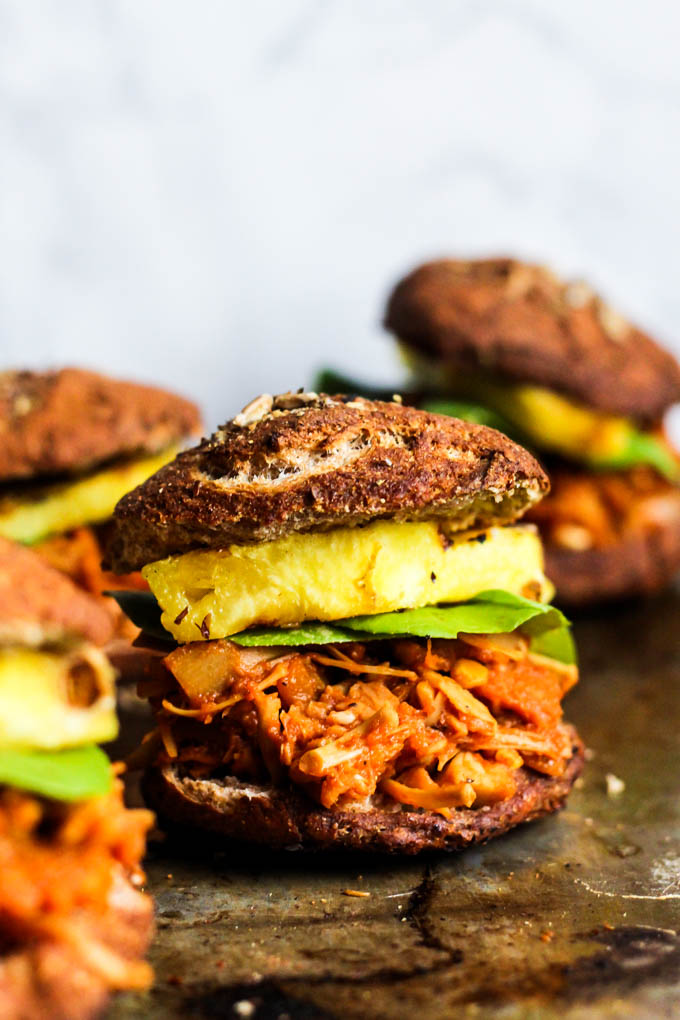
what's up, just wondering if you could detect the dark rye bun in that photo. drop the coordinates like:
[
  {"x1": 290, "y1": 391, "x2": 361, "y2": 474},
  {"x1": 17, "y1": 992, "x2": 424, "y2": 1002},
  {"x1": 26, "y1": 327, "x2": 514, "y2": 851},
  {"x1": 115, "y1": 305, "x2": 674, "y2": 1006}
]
[
  {"x1": 0, "y1": 368, "x2": 201, "y2": 482},
  {"x1": 385, "y1": 258, "x2": 680, "y2": 423},
  {"x1": 0, "y1": 869, "x2": 153, "y2": 1020},
  {"x1": 109, "y1": 392, "x2": 549, "y2": 573},
  {"x1": 545, "y1": 516, "x2": 680, "y2": 606},
  {"x1": 143, "y1": 733, "x2": 584, "y2": 854},
  {"x1": 0, "y1": 536, "x2": 113, "y2": 647}
]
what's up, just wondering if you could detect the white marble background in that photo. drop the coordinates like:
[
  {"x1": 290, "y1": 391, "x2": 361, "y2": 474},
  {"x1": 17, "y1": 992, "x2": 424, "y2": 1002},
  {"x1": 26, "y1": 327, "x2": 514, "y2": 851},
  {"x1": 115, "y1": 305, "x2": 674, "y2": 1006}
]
[{"x1": 1, "y1": 1, "x2": 679, "y2": 430}]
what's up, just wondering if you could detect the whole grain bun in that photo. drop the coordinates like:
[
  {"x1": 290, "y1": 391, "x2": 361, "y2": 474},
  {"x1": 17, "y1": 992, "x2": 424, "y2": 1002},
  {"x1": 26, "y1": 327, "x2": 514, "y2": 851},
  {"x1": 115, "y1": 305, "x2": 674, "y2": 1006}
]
[
  {"x1": 143, "y1": 734, "x2": 584, "y2": 854},
  {"x1": 0, "y1": 536, "x2": 113, "y2": 647},
  {"x1": 385, "y1": 258, "x2": 680, "y2": 423},
  {"x1": 0, "y1": 869, "x2": 152, "y2": 1020},
  {"x1": 109, "y1": 392, "x2": 549, "y2": 573},
  {"x1": 0, "y1": 368, "x2": 201, "y2": 482},
  {"x1": 545, "y1": 517, "x2": 680, "y2": 606}
]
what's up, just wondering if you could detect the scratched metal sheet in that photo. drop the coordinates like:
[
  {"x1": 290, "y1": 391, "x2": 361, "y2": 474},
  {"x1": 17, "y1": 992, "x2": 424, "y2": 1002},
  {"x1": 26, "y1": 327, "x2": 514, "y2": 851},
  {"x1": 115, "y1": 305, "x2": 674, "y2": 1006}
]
[{"x1": 108, "y1": 590, "x2": 680, "y2": 1020}]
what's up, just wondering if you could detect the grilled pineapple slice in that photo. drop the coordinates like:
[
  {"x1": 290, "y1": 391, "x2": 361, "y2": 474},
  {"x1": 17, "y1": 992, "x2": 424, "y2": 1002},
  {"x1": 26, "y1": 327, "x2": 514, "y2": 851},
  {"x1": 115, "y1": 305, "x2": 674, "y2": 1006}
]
[
  {"x1": 144, "y1": 521, "x2": 551, "y2": 642},
  {"x1": 0, "y1": 646, "x2": 117, "y2": 750},
  {"x1": 0, "y1": 445, "x2": 180, "y2": 545}
]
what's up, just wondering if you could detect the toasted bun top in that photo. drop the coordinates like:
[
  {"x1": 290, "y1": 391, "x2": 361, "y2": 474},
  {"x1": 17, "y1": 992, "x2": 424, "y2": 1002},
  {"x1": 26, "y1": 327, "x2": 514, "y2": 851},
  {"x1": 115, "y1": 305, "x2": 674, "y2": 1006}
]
[
  {"x1": 0, "y1": 368, "x2": 202, "y2": 482},
  {"x1": 0, "y1": 536, "x2": 113, "y2": 647},
  {"x1": 385, "y1": 258, "x2": 680, "y2": 422},
  {"x1": 108, "y1": 392, "x2": 548, "y2": 572}
]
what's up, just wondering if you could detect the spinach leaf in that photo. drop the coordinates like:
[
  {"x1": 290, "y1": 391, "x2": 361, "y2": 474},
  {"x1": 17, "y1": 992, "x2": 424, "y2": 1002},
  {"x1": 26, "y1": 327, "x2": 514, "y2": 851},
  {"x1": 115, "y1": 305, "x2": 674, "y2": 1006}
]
[
  {"x1": 591, "y1": 430, "x2": 679, "y2": 481},
  {"x1": 0, "y1": 745, "x2": 112, "y2": 801},
  {"x1": 107, "y1": 589, "x2": 575, "y2": 664},
  {"x1": 419, "y1": 398, "x2": 518, "y2": 437}
]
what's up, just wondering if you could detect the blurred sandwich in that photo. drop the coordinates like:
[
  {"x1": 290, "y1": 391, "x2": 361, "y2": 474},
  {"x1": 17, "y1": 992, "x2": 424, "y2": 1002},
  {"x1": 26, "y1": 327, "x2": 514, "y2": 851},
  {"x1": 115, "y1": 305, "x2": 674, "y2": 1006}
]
[
  {"x1": 0, "y1": 537, "x2": 153, "y2": 1020},
  {"x1": 0, "y1": 368, "x2": 201, "y2": 635},
  {"x1": 108, "y1": 392, "x2": 582, "y2": 854},
  {"x1": 383, "y1": 258, "x2": 680, "y2": 605}
]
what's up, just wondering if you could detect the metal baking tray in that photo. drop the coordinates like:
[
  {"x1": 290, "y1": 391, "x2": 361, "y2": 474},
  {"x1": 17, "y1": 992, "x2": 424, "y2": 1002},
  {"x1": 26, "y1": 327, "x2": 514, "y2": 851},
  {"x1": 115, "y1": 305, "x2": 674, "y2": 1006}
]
[{"x1": 109, "y1": 591, "x2": 680, "y2": 1019}]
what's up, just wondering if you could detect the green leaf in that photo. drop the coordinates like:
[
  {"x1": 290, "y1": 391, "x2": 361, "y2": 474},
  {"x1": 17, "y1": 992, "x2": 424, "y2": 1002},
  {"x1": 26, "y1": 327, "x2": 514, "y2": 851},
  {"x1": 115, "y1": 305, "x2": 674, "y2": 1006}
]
[
  {"x1": 340, "y1": 590, "x2": 568, "y2": 641},
  {"x1": 312, "y1": 369, "x2": 402, "y2": 402},
  {"x1": 104, "y1": 590, "x2": 170, "y2": 641},
  {"x1": 235, "y1": 591, "x2": 574, "y2": 662},
  {"x1": 590, "y1": 430, "x2": 679, "y2": 481},
  {"x1": 107, "y1": 589, "x2": 574, "y2": 664},
  {"x1": 231, "y1": 622, "x2": 374, "y2": 646},
  {"x1": 419, "y1": 398, "x2": 518, "y2": 437},
  {"x1": 0, "y1": 745, "x2": 112, "y2": 802},
  {"x1": 530, "y1": 624, "x2": 577, "y2": 665}
]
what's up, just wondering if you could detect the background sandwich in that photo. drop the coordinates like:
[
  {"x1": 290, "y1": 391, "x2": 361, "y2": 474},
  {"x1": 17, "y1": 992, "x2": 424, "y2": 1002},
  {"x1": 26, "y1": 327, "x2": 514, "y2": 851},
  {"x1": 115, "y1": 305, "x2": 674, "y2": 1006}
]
[
  {"x1": 0, "y1": 537, "x2": 153, "y2": 1020},
  {"x1": 381, "y1": 258, "x2": 680, "y2": 605},
  {"x1": 109, "y1": 392, "x2": 582, "y2": 853},
  {"x1": 0, "y1": 368, "x2": 201, "y2": 635}
]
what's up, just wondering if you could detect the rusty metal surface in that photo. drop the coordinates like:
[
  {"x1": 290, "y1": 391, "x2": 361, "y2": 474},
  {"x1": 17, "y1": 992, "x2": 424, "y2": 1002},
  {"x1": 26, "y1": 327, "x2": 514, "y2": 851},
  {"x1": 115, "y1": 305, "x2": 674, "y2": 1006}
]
[{"x1": 109, "y1": 591, "x2": 680, "y2": 1019}]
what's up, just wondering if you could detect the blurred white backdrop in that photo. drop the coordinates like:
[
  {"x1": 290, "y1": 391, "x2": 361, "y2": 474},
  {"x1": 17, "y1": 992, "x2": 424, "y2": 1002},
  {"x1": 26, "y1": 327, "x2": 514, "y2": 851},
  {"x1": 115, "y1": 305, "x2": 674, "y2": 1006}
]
[{"x1": 1, "y1": 1, "x2": 679, "y2": 429}]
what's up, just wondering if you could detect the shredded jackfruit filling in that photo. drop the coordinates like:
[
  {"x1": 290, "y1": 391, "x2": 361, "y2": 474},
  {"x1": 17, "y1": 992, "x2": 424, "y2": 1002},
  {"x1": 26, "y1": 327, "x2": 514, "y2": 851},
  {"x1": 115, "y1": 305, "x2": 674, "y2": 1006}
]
[
  {"x1": 527, "y1": 465, "x2": 680, "y2": 552},
  {"x1": 144, "y1": 635, "x2": 577, "y2": 816},
  {"x1": 0, "y1": 777, "x2": 153, "y2": 989}
]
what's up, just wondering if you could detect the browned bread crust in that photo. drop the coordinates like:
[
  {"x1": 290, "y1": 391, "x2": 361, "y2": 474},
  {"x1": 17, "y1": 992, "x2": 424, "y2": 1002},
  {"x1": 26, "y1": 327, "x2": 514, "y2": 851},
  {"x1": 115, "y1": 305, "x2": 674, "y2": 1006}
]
[
  {"x1": 0, "y1": 869, "x2": 153, "y2": 1020},
  {"x1": 142, "y1": 733, "x2": 583, "y2": 854},
  {"x1": 109, "y1": 392, "x2": 549, "y2": 572},
  {"x1": 544, "y1": 518, "x2": 680, "y2": 606},
  {"x1": 385, "y1": 258, "x2": 680, "y2": 422},
  {"x1": 0, "y1": 536, "x2": 113, "y2": 646},
  {"x1": 0, "y1": 368, "x2": 201, "y2": 482}
]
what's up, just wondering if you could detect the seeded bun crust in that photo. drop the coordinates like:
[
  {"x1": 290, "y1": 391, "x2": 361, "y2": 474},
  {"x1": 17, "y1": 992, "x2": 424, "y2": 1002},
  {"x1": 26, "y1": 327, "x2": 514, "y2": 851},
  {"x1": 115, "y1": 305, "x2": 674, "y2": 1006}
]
[
  {"x1": 0, "y1": 869, "x2": 152, "y2": 1020},
  {"x1": 109, "y1": 392, "x2": 549, "y2": 573},
  {"x1": 0, "y1": 536, "x2": 113, "y2": 647},
  {"x1": 0, "y1": 368, "x2": 201, "y2": 482},
  {"x1": 143, "y1": 733, "x2": 583, "y2": 854},
  {"x1": 545, "y1": 518, "x2": 680, "y2": 606},
  {"x1": 385, "y1": 258, "x2": 680, "y2": 422}
]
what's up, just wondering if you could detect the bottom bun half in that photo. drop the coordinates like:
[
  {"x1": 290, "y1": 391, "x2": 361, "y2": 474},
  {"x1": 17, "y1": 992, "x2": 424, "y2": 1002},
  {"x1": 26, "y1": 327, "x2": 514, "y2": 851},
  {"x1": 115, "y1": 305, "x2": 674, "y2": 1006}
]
[{"x1": 142, "y1": 731, "x2": 584, "y2": 855}]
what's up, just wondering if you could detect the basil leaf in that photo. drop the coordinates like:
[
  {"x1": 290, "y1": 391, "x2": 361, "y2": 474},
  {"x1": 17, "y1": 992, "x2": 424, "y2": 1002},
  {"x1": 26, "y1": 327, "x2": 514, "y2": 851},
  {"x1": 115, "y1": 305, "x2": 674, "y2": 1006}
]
[
  {"x1": 0, "y1": 745, "x2": 112, "y2": 801},
  {"x1": 530, "y1": 624, "x2": 577, "y2": 665},
  {"x1": 105, "y1": 590, "x2": 170, "y2": 641},
  {"x1": 312, "y1": 369, "x2": 403, "y2": 402},
  {"x1": 340, "y1": 590, "x2": 567, "y2": 641},
  {"x1": 590, "y1": 430, "x2": 679, "y2": 481},
  {"x1": 235, "y1": 592, "x2": 573, "y2": 660},
  {"x1": 107, "y1": 589, "x2": 574, "y2": 664},
  {"x1": 231, "y1": 622, "x2": 374, "y2": 647},
  {"x1": 419, "y1": 398, "x2": 518, "y2": 438}
]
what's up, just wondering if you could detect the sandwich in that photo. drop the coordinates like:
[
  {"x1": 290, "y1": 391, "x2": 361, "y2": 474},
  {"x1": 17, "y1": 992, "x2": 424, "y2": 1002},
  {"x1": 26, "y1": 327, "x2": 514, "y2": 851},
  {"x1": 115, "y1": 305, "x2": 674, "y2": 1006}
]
[
  {"x1": 108, "y1": 392, "x2": 583, "y2": 853},
  {"x1": 0, "y1": 368, "x2": 201, "y2": 634},
  {"x1": 381, "y1": 258, "x2": 680, "y2": 605},
  {"x1": 0, "y1": 537, "x2": 153, "y2": 1020}
]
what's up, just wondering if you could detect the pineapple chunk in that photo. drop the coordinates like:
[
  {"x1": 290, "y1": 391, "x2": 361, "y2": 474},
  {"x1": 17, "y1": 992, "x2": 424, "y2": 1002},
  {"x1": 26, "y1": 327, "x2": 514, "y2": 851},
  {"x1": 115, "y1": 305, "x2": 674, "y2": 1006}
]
[
  {"x1": 0, "y1": 646, "x2": 117, "y2": 750},
  {"x1": 0, "y1": 446, "x2": 180, "y2": 545},
  {"x1": 144, "y1": 521, "x2": 551, "y2": 643}
]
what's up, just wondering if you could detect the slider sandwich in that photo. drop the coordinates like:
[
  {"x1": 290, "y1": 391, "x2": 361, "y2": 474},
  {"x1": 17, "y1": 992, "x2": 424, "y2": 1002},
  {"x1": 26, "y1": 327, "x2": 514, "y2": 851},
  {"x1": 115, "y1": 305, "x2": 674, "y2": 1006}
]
[
  {"x1": 383, "y1": 258, "x2": 680, "y2": 605},
  {"x1": 109, "y1": 393, "x2": 583, "y2": 853},
  {"x1": 0, "y1": 537, "x2": 153, "y2": 1020},
  {"x1": 0, "y1": 368, "x2": 201, "y2": 633}
]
